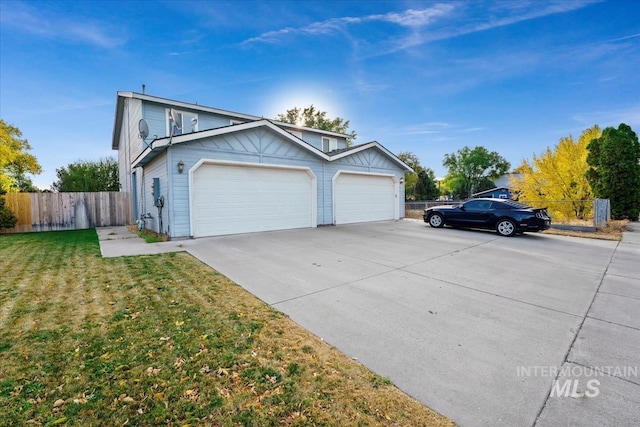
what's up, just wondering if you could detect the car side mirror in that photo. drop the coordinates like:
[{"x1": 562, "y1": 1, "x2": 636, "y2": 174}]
[{"x1": 458, "y1": 205, "x2": 465, "y2": 210}]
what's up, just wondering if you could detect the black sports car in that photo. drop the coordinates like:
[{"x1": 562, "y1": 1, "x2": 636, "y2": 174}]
[{"x1": 423, "y1": 198, "x2": 551, "y2": 236}]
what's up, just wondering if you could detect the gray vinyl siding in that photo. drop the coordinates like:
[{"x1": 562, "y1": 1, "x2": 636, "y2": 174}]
[
  {"x1": 118, "y1": 98, "x2": 143, "y2": 195},
  {"x1": 159, "y1": 128, "x2": 405, "y2": 238},
  {"x1": 140, "y1": 153, "x2": 169, "y2": 234},
  {"x1": 130, "y1": 101, "x2": 405, "y2": 237},
  {"x1": 143, "y1": 101, "x2": 246, "y2": 140},
  {"x1": 167, "y1": 127, "x2": 326, "y2": 238},
  {"x1": 323, "y1": 148, "x2": 406, "y2": 223},
  {"x1": 143, "y1": 102, "x2": 168, "y2": 141},
  {"x1": 141, "y1": 98, "x2": 347, "y2": 154},
  {"x1": 198, "y1": 114, "x2": 239, "y2": 130},
  {"x1": 299, "y1": 132, "x2": 348, "y2": 151}
]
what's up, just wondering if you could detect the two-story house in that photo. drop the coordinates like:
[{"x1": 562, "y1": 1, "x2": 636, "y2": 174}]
[{"x1": 111, "y1": 91, "x2": 411, "y2": 238}]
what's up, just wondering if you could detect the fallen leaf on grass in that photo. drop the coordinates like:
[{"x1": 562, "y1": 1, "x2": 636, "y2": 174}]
[
  {"x1": 183, "y1": 389, "x2": 199, "y2": 400},
  {"x1": 146, "y1": 366, "x2": 161, "y2": 376},
  {"x1": 53, "y1": 399, "x2": 65, "y2": 408}
]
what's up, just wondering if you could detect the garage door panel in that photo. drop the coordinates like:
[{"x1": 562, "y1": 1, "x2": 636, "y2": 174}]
[
  {"x1": 334, "y1": 173, "x2": 396, "y2": 225},
  {"x1": 192, "y1": 164, "x2": 314, "y2": 237}
]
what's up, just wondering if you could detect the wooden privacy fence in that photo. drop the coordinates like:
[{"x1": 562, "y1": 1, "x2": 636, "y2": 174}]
[{"x1": 2, "y1": 192, "x2": 131, "y2": 234}]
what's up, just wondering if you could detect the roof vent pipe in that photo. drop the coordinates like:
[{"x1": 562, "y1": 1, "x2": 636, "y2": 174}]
[{"x1": 142, "y1": 84, "x2": 146, "y2": 94}]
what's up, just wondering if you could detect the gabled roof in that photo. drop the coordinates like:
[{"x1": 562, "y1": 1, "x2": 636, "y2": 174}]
[
  {"x1": 472, "y1": 187, "x2": 512, "y2": 197},
  {"x1": 132, "y1": 119, "x2": 328, "y2": 168},
  {"x1": 112, "y1": 91, "x2": 350, "y2": 150},
  {"x1": 328, "y1": 141, "x2": 412, "y2": 171},
  {"x1": 131, "y1": 119, "x2": 413, "y2": 172}
]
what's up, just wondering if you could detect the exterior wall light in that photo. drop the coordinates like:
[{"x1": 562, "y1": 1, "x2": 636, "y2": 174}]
[{"x1": 177, "y1": 160, "x2": 185, "y2": 174}]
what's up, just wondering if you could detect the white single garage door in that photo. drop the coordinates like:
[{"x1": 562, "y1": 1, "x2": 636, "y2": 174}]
[
  {"x1": 334, "y1": 172, "x2": 397, "y2": 224},
  {"x1": 191, "y1": 162, "x2": 315, "y2": 237}
]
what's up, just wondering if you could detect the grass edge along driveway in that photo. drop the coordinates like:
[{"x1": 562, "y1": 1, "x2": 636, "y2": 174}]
[{"x1": 0, "y1": 229, "x2": 453, "y2": 427}]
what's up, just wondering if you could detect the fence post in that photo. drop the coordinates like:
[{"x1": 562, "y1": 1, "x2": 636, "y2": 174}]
[{"x1": 593, "y1": 199, "x2": 611, "y2": 228}]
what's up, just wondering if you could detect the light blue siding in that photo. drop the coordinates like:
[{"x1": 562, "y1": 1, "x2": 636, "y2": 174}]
[
  {"x1": 141, "y1": 125, "x2": 404, "y2": 238},
  {"x1": 323, "y1": 148, "x2": 405, "y2": 224},
  {"x1": 167, "y1": 127, "x2": 326, "y2": 237},
  {"x1": 143, "y1": 103, "x2": 167, "y2": 141},
  {"x1": 198, "y1": 114, "x2": 237, "y2": 130},
  {"x1": 140, "y1": 153, "x2": 169, "y2": 234},
  {"x1": 142, "y1": 99, "x2": 347, "y2": 154},
  {"x1": 301, "y1": 133, "x2": 348, "y2": 151}
]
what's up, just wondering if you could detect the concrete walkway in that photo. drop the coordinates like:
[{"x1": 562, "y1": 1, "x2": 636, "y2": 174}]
[{"x1": 96, "y1": 226, "x2": 186, "y2": 257}]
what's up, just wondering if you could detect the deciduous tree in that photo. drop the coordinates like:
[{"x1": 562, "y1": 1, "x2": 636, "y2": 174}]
[
  {"x1": 397, "y1": 151, "x2": 422, "y2": 200},
  {"x1": 442, "y1": 146, "x2": 509, "y2": 199},
  {"x1": 586, "y1": 123, "x2": 640, "y2": 220},
  {"x1": 52, "y1": 157, "x2": 119, "y2": 192},
  {"x1": 0, "y1": 119, "x2": 42, "y2": 193},
  {"x1": 276, "y1": 105, "x2": 356, "y2": 144},
  {"x1": 511, "y1": 126, "x2": 600, "y2": 220}
]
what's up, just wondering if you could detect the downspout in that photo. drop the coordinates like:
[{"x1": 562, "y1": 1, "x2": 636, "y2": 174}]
[
  {"x1": 322, "y1": 162, "x2": 326, "y2": 224},
  {"x1": 166, "y1": 146, "x2": 173, "y2": 238}
]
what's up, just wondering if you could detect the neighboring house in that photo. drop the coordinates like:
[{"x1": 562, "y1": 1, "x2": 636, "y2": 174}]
[
  {"x1": 111, "y1": 92, "x2": 411, "y2": 238},
  {"x1": 472, "y1": 187, "x2": 512, "y2": 199},
  {"x1": 471, "y1": 174, "x2": 523, "y2": 199}
]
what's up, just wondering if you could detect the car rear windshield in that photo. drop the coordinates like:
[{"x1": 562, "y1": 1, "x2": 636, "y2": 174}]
[{"x1": 499, "y1": 200, "x2": 532, "y2": 209}]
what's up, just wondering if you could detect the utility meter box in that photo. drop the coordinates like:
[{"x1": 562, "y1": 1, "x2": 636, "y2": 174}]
[{"x1": 152, "y1": 178, "x2": 161, "y2": 207}]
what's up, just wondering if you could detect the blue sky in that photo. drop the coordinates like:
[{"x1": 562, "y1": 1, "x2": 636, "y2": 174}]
[{"x1": 1, "y1": 0, "x2": 639, "y2": 189}]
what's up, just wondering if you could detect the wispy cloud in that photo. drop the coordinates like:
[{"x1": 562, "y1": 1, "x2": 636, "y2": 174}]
[
  {"x1": 241, "y1": 1, "x2": 600, "y2": 57},
  {"x1": 398, "y1": 121, "x2": 486, "y2": 136},
  {"x1": 605, "y1": 33, "x2": 640, "y2": 43},
  {"x1": 571, "y1": 104, "x2": 640, "y2": 128},
  {"x1": 0, "y1": 2, "x2": 125, "y2": 48},
  {"x1": 242, "y1": 4, "x2": 454, "y2": 45}
]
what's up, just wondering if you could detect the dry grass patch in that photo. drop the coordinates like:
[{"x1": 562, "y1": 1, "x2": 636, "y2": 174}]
[
  {"x1": 127, "y1": 224, "x2": 169, "y2": 243},
  {"x1": 0, "y1": 230, "x2": 453, "y2": 427},
  {"x1": 405, "y1": 210, "x2": 424, "y2": 220},
  {"x1": 543, "y1": 220, "x2": 629, "y2": 241}
]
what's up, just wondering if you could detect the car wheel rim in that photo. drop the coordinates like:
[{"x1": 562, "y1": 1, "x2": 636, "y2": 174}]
[
  {"x1": 499, "y1": 221, "x2": 514, "y2": 235},
  {"x1": 430, "y1": 215, "x2": 442, "y2": 227}
]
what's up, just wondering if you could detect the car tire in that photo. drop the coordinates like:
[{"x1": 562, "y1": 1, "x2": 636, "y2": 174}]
[
  {"x1": 496, "y1": 218, "x2": 517, "y2": 237},
  {"x1": 428, "y1": 213, "x2": 445, "y2": 228}
]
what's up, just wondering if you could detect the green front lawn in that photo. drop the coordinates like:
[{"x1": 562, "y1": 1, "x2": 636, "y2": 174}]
[{"x1": 0, "y1": 230, "x2": 453, "y2": 426}]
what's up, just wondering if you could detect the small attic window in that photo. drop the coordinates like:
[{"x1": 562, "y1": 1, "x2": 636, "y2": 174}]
[
  {"x1": 322, "y1": 137, "x2": 337, "y2": 152},
  {"x1": 167, "y1": 109, "x2": 198, "y2": 136}
]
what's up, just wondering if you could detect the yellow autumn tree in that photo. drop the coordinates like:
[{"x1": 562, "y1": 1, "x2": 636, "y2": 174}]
[
  {"x1": 0, "y1": 119, "x2": 42, "y2": 193},
  {"x1": 511, "y1": 125, "x2": 601, "y2": 221}
]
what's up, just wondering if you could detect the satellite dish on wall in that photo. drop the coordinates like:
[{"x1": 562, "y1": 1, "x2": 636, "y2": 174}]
[{"x1": 139, "y1": 119, "x2": 149, "y2": 140}]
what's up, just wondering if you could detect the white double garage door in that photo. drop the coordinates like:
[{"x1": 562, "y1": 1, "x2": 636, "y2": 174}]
[{"x1": 191, "y1": 161, "x2": 398, "y2": 237}]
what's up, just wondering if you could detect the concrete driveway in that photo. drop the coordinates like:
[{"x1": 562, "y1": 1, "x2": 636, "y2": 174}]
[{"x1": 180, "y1": 220, "x2": 640, "y2": 427}]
